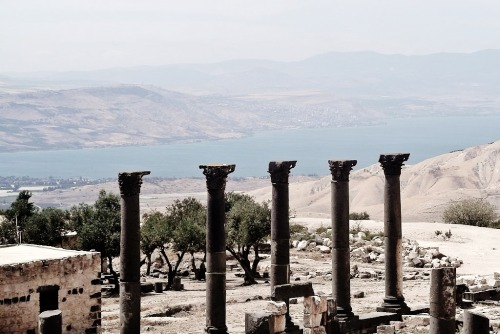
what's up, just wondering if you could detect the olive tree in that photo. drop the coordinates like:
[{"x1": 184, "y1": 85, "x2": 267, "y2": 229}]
[
  {"x1": 69, "y1": 190, "x2": 121, "y2": 277},
  {"x1": 225, "y1": 192, "x2": 271, "y2": 285},
  {"x1": 0, "y1": 190, "x2": 37, "y2": 244},
  {"x1": 141, "y1": 198, "x2": 206, "y2": 288},
  {"x1": 23, "y1": 207, "x2": 67, "y2": 246}
]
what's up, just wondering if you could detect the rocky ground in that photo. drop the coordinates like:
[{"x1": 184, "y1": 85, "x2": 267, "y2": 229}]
[{"x1": 100, "y1": 219, "x2": 500, "y2": 334}]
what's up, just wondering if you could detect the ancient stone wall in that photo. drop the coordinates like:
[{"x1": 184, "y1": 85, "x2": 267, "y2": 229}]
[{"x1": 0, "y1": 252, "x2": 101, "y2": 334}]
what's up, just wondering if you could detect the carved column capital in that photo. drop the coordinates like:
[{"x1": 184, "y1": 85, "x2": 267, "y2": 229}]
[
  {"x1": 118, "y1": 171, "x2": 150, "y2": 196},
  {"x1": 199, "y1": 164, "x2": 235, "y2": 190},
  {"x1": 328, "y1": 160, "x2": 357, "y2": 181},
  {"x1": 379, "y1": 154, "x2": 410, "y2": 176},
  {"x1": 268, "y1": 161, "x2": 297, "y2": 184}
]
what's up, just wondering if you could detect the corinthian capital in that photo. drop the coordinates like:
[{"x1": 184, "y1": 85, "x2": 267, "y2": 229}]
[
  {"x1": 118, "y1": 171, "x2": 151, "y2": 196},
  {"x1": 328, "y1": 160, "x2": 357, "y2": 181},
  {"x1": 378, "y1": 154, "x2": 410, "y2": 176},
  {"x1": 268, "y1": 161, "x2": 297, "y2": 184},
  {"x1": 199, "y1": 164, "x2": 236, "y2": 190}
]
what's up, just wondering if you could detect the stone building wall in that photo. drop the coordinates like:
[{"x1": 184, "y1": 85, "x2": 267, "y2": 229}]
[{"x1": 0, "y1": 248, "x2": 101, "y2": 334}]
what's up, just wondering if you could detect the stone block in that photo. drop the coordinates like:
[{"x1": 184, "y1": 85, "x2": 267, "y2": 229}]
[
  {"x1": 269, "y1": 314, "x2": 286, "y2": 333},
  {"x1": 303, "y1": 313, "x2": 323, "y2": 328},
  {"x1": 327, "y1": 298, "x2": 336, "y2": 316},
  {"x1": 412, "y1": 258, "x2": 422, "y2": 266},
  {"x1": 389, "y1": 321, "x2": 406, "y2": 330},
  {"x1": 303, "y1": 327, "x2": 327, "y2": 334},
  {"x1": 490, "y1": 279, "x2": 500, "y2": 288},
  {"x1": 401, "y1": 314, "x2": 430, "y2": 327},
  {"x1": 352, "y1": 291, "x2": 365, "y2": 298},
  {"x1": 297, "y1": 240, "x2": 309, "y2": 251},
  {"x1": 272, "y1": 282, "x2": 314, "y2": 301},
  {"x1": 377, "y1": 325, "x2": 395, "y2": 334},
  {"x1": 316, "y1": 246, "x2": 331, "y2": 254},
  {"x1": 494, "y1": 272, "x2": 500, "y2": 280},
  {"x1": 303, "y1": 296, "x2": 322, "y2": 314},
  {"x1": 266, "y1": 301, "x2": 287, "y2": 315},
  {"x1": 457, "y1": 275, "x2": 476, "y2": 286},
  {"x1": 245, "y1": 312, "x2": 270, "y2": 334}
]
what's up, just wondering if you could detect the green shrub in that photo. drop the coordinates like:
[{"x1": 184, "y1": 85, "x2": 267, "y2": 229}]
[
  {"x1": 315, "y1": 225, "x2": 328, "y2": 234},
  {"x1": 442, "y1": 198, "x2": 498, "y2": 228},
  {"x1": 290, "y1": 223, "x2": 314, "y2": 241},
  {"x1": 290, "y1": 223, "x2": 308, "y2": 235},
  {"x1": 364, "y1": 230, "x2": 384, "y2": 241},
  {"x1": 349, "y1": 221, "x2": 363, "y2": 234},
  {"x1": 349, "y1": 211, "x2": 370, "y2": 220}
]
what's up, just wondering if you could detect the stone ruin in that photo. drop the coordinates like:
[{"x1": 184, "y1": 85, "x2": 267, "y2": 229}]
[
  {"x1": 191, "y1": 156, "x2": 496, "y2": 334},
  {"x1": 0, "y1": 244, "x2": 101, "y2": 334},
  {"x1": 3, "y1": 153, "x2": 496, "y2": 333}
]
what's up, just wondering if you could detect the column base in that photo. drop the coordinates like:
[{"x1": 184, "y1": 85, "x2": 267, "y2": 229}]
[
  {"x1": 336, "y1": 306, "x2": 355, "y2": 319},
  {"x1": 285, "y1": 314, "x2": 301, "y2": 333},
  {"x1": 205, "y1": 326, "x2": 228, "y2": 334},
  {"x1": 337, "y1": 315, "x2": 360, "y2": 334},
  {"x1": 376, "y1": 296, "x2": 409, "y2": 314},
  {"x1": 285, "y1": 323, "x2": 301, "y2": 334}
]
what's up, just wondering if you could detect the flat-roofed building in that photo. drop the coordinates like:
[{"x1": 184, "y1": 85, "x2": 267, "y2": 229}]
[{"x1": 0, "y1": 244, "x2": 101, "y2": 334}]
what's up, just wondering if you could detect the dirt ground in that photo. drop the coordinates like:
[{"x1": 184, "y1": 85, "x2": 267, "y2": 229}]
[{"x1": 100, "y1": 219, "x2": 500, "y2": 334}]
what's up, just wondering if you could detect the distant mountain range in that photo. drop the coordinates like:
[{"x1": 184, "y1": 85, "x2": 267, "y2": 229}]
[{"x1": 1, "y1": 50, "x2": 499, "y2": 152}]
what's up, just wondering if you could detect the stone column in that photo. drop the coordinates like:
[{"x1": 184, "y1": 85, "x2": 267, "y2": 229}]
[
  {"x1": 329, "y1": 160, "x2": 357, "y2": 318},
  {"x1": 118, "y1": 171, "x2": 150, "y2": 334},
  {"x1": 463, "y1": 310, "x2": 490, "y2": 334},
  {"x1": 429, "y1": 267, "x2": 456, "y2": 334},
  {"x1": 268, "y1": 160, "x2": 297, "y2": 331},
  {"x1": 200, "y1": 164, "x2": 235, "y2": 334},
  {"x1": 377, "y1": 153, "x2": 410, "y2": 313}
]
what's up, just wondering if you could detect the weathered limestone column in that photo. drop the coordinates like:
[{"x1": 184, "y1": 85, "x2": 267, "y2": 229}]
[
  {"x1": 118, "y1": 171, "x2": 150, "y2": 334},
  {"x1": 377, "y1": 153, "x2": 410, "y2": 313},
  {"x1": 39, "y1": 310, "x2": 62, "y2": 334},
  {"x1": 463, "y1": 310, "x2": 490, "y2": 334},
  {"x1": 200, "y1": 164, "x2": 235, "y2": 334},
  {"x1": 268, "y1": 160, "x2": 297, "y2": 331},
  {"x1": 429, "y1": 267, "x2": 456, "y2": 334},
  {"x1": 329, "y1": 160, "x2": 357, "y2": 318}
]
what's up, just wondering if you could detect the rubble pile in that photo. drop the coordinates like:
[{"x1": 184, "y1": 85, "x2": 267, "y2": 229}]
[
  {"x1": 457, "y1": 272, "x2": 500, "y2": 293},
  {"x1": 291, "y1": 228, "x2": 463, "y2": 269}
]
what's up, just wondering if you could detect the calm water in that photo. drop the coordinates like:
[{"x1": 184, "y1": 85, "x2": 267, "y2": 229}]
[{"x1": 1, "y1": 116, "x2": 499, "y2": 179}]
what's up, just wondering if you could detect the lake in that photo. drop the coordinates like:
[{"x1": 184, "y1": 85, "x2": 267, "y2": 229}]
[{"x1": 1, "y1": 116, "x2": 499, "y2": 179}]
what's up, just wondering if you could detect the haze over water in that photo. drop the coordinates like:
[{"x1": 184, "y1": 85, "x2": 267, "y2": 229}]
[{"x1": 1, "y1": 116, "x2": 498, "y2": 179}]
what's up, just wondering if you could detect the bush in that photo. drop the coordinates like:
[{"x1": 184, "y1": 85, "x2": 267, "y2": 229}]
[
  {"x1": 315, "y1": 225, "x2": 328, "y2": 234},
  {"x1": 349, "y1": 211, "x2": 370, "y2": 220},
  {"x1": 442, "y1": 198, "x2": 498, "y2": 228},
  {"x1": 290, "y1": 223, "x2": 313, "y2": 241}
]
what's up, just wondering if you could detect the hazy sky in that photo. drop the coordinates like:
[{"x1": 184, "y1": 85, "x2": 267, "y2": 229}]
[{"x1": 2, "y1": 0, "x2": 500, "y2": 72}]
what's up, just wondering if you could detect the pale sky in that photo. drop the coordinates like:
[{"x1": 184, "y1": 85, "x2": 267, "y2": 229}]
[{"x1": 2, "y1": 0, "x2": 500, "y2": 72}]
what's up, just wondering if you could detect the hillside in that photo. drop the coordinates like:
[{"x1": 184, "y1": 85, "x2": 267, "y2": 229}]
[
  {"x1": 248, "y1": 140, "x2": 500, "y2": 222},
  {"x1": 2, "y1": 50, "x2": 500, "y2": 152},
  {"x1": 0, "y1": 85, "x2": 375, "y2": 152}
]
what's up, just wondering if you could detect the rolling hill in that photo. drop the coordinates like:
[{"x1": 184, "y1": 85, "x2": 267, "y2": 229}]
[{"x1": 248, "y1": 140, "x2": 500, "y2": 222}]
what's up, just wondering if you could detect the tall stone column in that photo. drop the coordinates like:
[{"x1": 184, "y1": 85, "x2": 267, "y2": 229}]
[
  {"x1": 377, "y1": 154, "x2": 410, "y2": 313},
  {"x1": 118, "y1": 171, "x2": 150, "y2": 334},
  {"x1": 268, "y1": 160, "x2": 297, "y2": 331},
  {"x1": 329, "y1": 160, "x2": 357, "y2": 318},
  {"x1": 200, "y1": 164, "x2": 235, "y2": 334}
]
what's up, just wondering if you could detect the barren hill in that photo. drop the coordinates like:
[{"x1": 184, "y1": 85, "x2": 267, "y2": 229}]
[{"x1": 248, "y1": 140, "x2": 500, "y2": 222}]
